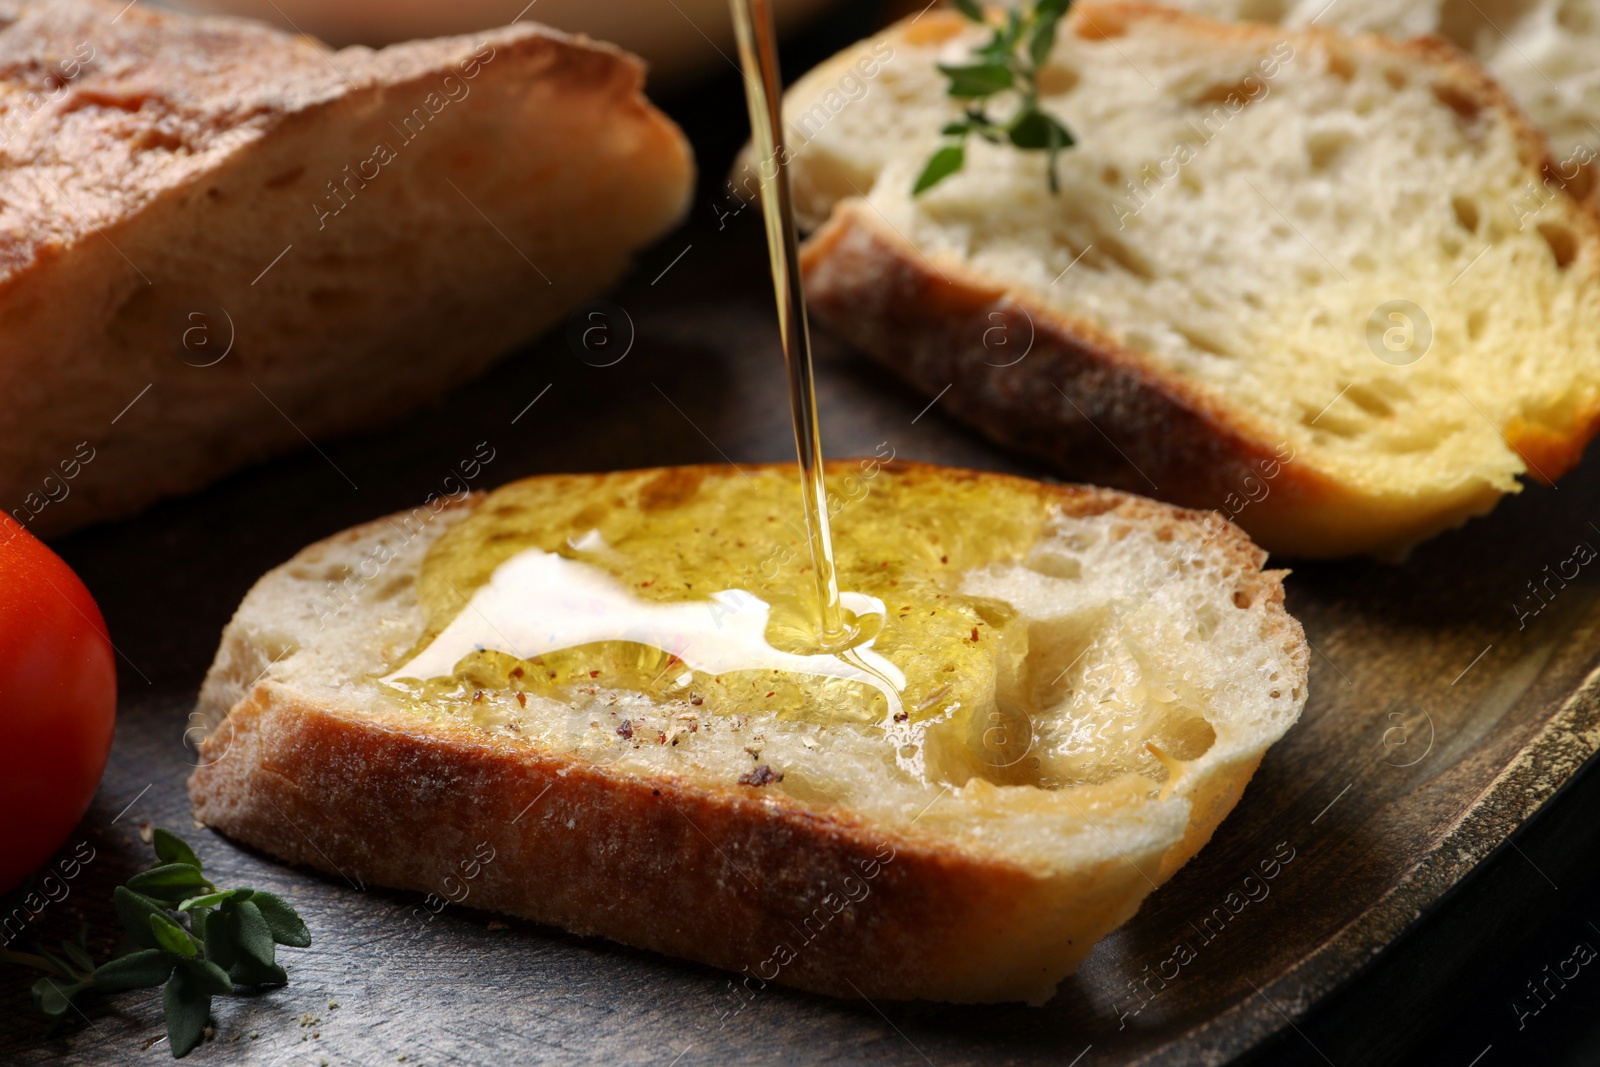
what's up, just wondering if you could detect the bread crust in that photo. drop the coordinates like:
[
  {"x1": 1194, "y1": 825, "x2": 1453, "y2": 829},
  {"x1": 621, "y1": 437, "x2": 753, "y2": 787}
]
[
  {"x1": 794, "y1": 4, "x2": 1600, "y2": 559},
  {"x1": 0, "y1": 0, "x2": 692, "y2": 536},
  {"x1": 189, "y1": 461, "x2": 1307, "y2": 1004}
]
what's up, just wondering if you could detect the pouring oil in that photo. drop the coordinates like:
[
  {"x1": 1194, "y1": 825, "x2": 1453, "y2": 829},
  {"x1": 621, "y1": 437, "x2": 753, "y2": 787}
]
[{"x1": 727, "y1": 0, "x2": 853, "y2": 652}]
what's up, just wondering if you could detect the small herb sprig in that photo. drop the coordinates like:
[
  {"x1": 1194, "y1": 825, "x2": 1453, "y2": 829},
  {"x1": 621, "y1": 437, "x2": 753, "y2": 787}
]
[
  {"x1": 914, "y1": 0, "x2": 1077, "y2": 196},
  {"x1": 2, "y1": 828, "x2": 310, "y2": 1058}
]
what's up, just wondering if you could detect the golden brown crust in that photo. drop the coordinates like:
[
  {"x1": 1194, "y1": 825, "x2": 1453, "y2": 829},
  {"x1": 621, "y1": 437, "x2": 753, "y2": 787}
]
[
  {"x1": 796, "y1": 4, "x2": 1600, "y2": 559},
  {"x1": 0, "y1": 0, "x2": 693, "y2": 536},
  {"x1": 0, "y1": 0, "x2": 663, "y2": 284},
  {"x1": 1504, "y1": 400, "x2": 1600, "y2": 485},
  {"x1": 191, "y1": 687, "x2": 1078, "y2": 1003},
  {"x1": 189, "y1": 461, "x2": 1306, "y2": 1003}
]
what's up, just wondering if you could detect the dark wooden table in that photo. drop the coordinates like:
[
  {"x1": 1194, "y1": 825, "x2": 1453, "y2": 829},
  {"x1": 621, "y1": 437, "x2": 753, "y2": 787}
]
[{"x1": 6, "y1": 6, "x2": 1600, "y2": 1064}]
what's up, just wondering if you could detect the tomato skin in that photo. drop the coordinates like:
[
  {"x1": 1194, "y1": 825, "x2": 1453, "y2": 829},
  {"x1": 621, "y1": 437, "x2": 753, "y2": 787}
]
[{"x1": 0, "y1": 514, "x2": 116, "y2": 893}]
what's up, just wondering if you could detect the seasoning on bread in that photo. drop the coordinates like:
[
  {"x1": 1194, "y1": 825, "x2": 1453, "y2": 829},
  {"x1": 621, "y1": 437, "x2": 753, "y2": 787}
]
[{"x1": 189, "y1": 461, "x2": 1307, "y2": 1004}]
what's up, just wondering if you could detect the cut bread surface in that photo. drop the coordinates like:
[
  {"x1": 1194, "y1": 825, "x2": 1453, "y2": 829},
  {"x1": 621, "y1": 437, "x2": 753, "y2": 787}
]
[
  {"x1": 191, "y1": 463, "x2": 1307, "y2": 1003},
  {"x1": 1164, "y1": 0, "x2": 1600, "y2": 173},
  {"x1": 773, "y1": 4, "x2": 1600, "y2": 557},
  {"x1": 0, "y1": 0, "x2": 691, "y2": 535}
]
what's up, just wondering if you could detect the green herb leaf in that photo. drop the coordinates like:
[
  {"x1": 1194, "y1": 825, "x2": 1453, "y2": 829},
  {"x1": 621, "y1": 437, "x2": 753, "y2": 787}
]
[
  {"x1": 179, "y1": 958, "x2": 234, "y2": 998},
  {"x1": 127, "y1": 864, "x2": 211, "y2": 903},
  {"x1": 1029, "y1": 10, "x2": 1063, "y2": 68},
  {"x1": 33, "y1": 977, "x2": 70, "y2": 1017},
  {"x1": 177, "y1": 890, "x2": 235, "y2": 912},
  {"x1": 148, "y1": 914, "x2": 198, "y2": 960},
  {"x1": 1008, "y1": 106, "x2": 1054, "y2": 148},
  {"x1": 161, "y1": 968, "x2": 211, "y2": 1059},
  {"x1": 937, "y1": 61, "x2": 1013, "y2": 97},
  {"x1": 913, "y1": 143, "x2": 966, "y2": 194},
  {"x1": 115, "y1": 887, "x2": 169, "y2": 950},
  {"x1": 960, "y1": 111, "x2": 1004, "y2": 142},
  {"x1": 60, "y1": 940, "x2": 96, "y2": 975},
  {"x1": 37, "y1": 947, "x2": 76, "y2": 978},
  {"x1": 976, "y1": 29, "x2": 1012, "y2": 59},
  {"x1": 152, "y1": 829, "x2": 202, "y2": 873},
  {"x1": 233, "y1": 901, "x2": 276, "y2": 969},
  {"x1": 228, "y1": 955, "x2": 287, "y2": 988},
  {"x1": 1050, "y1": 113, "x2": 1075, "y2": 150},
  {"x1": 952, "y1": 0, "x2": 985, "y2": 21},
  {"x1": 1003, "y1": 7, "x2": 1024, "y2": 46},
  {"x1": 18, "y1": 817, "x2": 311, "y2": 1048},
  {"x1": 249, "y1": 892, "x2": 311, "y2": 948},
  {"x1": 923, "y1": 0, "x2": 1076, "y2": 196},
  {"x1": 203, "y1": 906, "x2": 239, "y2": 971},
  {"x1": 95, "y1": 949, "x2": 175, "y2": 992}
]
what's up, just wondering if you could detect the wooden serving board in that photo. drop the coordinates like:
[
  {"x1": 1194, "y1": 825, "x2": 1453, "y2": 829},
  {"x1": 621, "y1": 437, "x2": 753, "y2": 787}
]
[{"x1": 5, "y1": 9, "x2": 1600, "y2": 1064}]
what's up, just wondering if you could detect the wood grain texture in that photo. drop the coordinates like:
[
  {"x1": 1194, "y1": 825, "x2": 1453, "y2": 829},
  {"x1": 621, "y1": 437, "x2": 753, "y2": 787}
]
[{"x1": 3, "y1": 11, "x2": 1600, "y2": 1062}]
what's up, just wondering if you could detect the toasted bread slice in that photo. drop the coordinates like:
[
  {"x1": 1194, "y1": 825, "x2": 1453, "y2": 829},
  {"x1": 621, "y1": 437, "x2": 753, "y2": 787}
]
[
  {"x1": 0, "y1": 0, "x2": 690, "y2": 536},
  {"x1": 765, "y1": 4, "x2": 1600, "y2": 558},
  {"x1": 189, "y1": 462, "x2": 1308, "y2": 1004},
  {"x1": 1166, "y1": 0, "x2": 1600, "y2": 181}
]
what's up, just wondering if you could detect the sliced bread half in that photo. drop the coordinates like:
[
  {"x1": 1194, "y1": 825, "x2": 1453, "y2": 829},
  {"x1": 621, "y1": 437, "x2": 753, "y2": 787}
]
[
  {"x1": 769, "y1": 4, "x2": 1600, "y2": 558},
  {"x1": 0, "y1": 0, "x2": 691, "y2": 536},
  {"x1": 188, "y1": 462, "x2": 1308, "y2": 1004}
]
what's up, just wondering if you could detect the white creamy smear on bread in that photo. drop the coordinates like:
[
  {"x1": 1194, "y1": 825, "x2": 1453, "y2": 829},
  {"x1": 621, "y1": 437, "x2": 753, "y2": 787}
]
[{"x1": 382, "y1": 547, "x2": 906, "y2": 717}]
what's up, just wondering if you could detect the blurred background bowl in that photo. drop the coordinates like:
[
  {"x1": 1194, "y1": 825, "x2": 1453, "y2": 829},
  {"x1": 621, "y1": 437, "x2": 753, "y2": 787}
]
[{"x1": 162, "y1": 0, "x2": 841, "y2": 86}]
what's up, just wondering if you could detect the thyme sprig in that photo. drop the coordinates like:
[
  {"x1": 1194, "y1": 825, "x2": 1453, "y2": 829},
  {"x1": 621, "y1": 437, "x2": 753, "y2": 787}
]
[
  {"x1": 914, "y1": 0, "x2": 1077, "y2": 195},
  {"x1": 2, "y1": 828, "x2": 310, "y2": 1058}
]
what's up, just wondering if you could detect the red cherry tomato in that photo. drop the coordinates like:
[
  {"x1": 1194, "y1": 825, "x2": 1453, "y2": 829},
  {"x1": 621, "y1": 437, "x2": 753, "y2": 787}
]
[{"x1": 0, "y1": 514, "x2": 116, "y2": 893}]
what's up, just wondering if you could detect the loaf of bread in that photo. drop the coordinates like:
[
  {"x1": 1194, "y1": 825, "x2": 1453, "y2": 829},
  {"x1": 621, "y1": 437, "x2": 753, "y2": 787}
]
[
  {"x1": 769, "y1": 3, "x2": 1600, "y2": 558},
  {"x1": 1166, "y1": 0, "x2": 1600, "y2": 184},
  {"x1": 189, "y1": 461, "x2": 1308, "y2": 1003},
  {"x1": 0, "y1": 0, "x2": 691, "y2": 536},
  {"x1": 172, "y1": 0, "x2": 840, "y2": 87}
]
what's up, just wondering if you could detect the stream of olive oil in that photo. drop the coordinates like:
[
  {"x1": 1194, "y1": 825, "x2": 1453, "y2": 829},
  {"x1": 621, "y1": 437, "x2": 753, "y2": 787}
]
[{"x1": 728, "y1": 0, "x2": 851, "y2": 651}]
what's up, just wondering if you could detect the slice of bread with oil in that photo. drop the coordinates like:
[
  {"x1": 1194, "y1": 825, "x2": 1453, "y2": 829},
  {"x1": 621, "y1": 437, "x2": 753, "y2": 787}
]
[
  {"x1": 767, "y1": 3, "x2": 1600, "y2": 558},
  {"x1": 1166, "y1": 0, "x2": 1600, "y2": 181},
  {"x1": 188, "y1": 461, "x2": 1307, "y2": 1004},
  {"x1": 0, "y1": 0, "x2": 690, "y2": 536}
]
